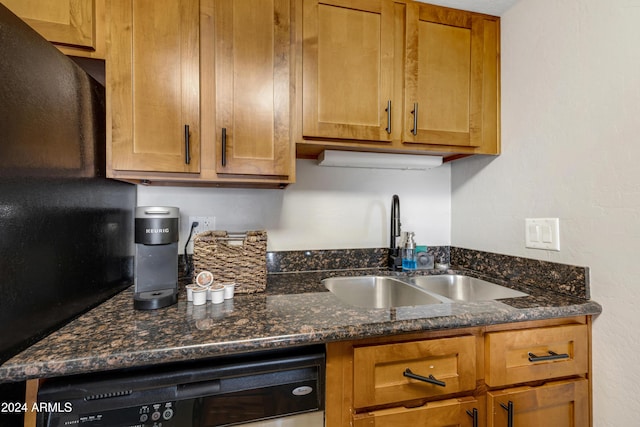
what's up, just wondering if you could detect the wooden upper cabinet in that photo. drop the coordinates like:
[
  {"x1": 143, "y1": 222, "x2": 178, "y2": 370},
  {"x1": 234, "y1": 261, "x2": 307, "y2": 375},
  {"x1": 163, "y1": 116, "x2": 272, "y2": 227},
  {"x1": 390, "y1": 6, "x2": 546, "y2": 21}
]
[
  {"x1": 403, "y1": 3, "x2": 494, "y2": 149},
  {"x1": 212, "y1": 0, "x2": 292, "y2": 177},
  {"x1": 107, "y1": 0, "x2": 200, "y2": 174},
  {"x1": 403, "y1": 3, "x2": 499, "y2": 151},
  {"x1": 302, "y1": 0, "x2": 396, "y2": 142},
  {"x1": 296, "y1": 0, "x2": 500, "y2": 159},
  {"x1": 3, "y1": 0, "x2": 105, "y2": 58}
]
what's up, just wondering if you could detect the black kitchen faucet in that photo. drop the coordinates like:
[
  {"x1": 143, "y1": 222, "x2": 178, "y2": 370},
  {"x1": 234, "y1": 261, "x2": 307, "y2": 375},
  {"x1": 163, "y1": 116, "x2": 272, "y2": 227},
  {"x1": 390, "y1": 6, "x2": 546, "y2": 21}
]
[{"x1": 388, "y1": 194, "x2": 402, "y2": 270}]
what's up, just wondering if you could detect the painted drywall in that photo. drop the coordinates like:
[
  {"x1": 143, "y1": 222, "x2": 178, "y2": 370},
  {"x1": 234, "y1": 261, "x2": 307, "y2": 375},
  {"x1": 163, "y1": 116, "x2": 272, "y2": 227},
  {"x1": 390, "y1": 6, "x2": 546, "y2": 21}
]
[
  {"x1": 137, "y1": 159, "x2": 451, "y2": 252},
  {"x1": 451, "y1": 0, "x2": 640, "y2": 424},
  {"x1": 419, "y1": 0, "x2": 517, "y2": 16}
]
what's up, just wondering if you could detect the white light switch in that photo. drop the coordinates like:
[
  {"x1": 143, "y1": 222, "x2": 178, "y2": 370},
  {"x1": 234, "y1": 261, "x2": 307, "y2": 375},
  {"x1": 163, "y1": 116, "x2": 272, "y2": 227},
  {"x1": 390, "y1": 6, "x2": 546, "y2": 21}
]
[{"x1": 525, "y1": 218, "x2": 560, "y2": 251}]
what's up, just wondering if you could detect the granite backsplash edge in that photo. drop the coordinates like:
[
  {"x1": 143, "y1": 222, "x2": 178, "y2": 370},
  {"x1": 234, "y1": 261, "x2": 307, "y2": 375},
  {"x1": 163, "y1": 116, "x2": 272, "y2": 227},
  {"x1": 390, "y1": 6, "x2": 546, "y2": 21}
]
[
  {"x1": 450, "y1": 247, "x2": 589, "y2": 300},
  {"x1": 180, "y1": 246, "x2": 590, "y2": 300},
  {"x1": 266, "y1": 247, "x2": 589, "y2": 299}
]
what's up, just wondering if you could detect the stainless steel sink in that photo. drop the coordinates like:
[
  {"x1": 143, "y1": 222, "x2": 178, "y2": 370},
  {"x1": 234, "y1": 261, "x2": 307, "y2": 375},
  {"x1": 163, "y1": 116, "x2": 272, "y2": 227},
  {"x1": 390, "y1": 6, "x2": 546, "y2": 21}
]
[
  {"x1": 322, "y1": 276, "x2": 444, "y2": 308},
  {"x1": 408, "y1": 274, "x2": 528, "y2": 302},
  {"x1": 323, "y1": 274, "x2": 528, "y2": 308}
]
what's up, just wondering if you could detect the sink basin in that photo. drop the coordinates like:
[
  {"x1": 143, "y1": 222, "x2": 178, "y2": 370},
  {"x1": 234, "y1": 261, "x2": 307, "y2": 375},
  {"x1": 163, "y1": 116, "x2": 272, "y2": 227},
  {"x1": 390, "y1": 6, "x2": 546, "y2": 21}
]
[
  {"x1": 323, "y1": 274, "x2": 529, "y2": 308},
  {"x1": 408, "y1": 274, "x2": 528, "y2": 302},
  {"x1": 323, "y1": 276, "x2": 444, "y2": 308}
]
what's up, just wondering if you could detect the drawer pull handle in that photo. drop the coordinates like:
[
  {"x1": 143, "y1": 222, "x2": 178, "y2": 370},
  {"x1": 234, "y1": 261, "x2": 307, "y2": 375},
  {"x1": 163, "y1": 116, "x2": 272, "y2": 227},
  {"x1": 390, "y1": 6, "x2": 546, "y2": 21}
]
[
  {"x1": 500, "y1": 400, "x2": 514, "y2": 427},
  {"x1": 528, "y1": 350, "x2": 570, "y2": 362},
  {"x1": 403, "y1": 368, "x2": 446, "y2": 387},
  {"x1": 466, "y1": 408, "x2": 478, "y2": 427}
]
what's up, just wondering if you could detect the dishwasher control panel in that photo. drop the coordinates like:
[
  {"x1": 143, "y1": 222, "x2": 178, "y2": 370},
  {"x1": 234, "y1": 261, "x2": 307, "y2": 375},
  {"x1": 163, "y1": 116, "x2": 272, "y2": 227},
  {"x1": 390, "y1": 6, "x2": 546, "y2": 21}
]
[{"x1": 61, "y1": 401, "x2": 179, "y2": 427}]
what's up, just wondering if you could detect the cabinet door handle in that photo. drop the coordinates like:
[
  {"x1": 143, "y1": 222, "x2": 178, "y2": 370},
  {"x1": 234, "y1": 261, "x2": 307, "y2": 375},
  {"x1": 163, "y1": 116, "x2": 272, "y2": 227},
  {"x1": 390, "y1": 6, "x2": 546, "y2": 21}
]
[
  {"x1": 184, "y1": 124, "x2": 191, "y2": 165},
  {"x1": 385, "y1": 100, "x2": 392, "y2": 134},
  {"x1": 410, "y1": 102, "x2": 418, "y2": 135},
  {"x1": 500, "y1": 401, "x2": 514, "y2": 427},
  {"x1": 403, "y1": 368, "x2": 446, "y2": 387},
  {"x1": 466, "y1": 408, "x2": 478, "y2": 427},
  {"x1": 221, "y1": 127, "x2": 227, "y2": 167},
  {"x1": 528, "y1": 350, "x2": 570, "y2": 362}
]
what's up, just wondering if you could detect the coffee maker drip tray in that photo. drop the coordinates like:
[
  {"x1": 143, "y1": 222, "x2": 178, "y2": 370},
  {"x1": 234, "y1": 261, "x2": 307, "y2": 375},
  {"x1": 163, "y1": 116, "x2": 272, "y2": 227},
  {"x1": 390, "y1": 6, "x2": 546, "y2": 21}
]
[{"x1": 134, "y1": 289, "x2": 178, "y2": 310}]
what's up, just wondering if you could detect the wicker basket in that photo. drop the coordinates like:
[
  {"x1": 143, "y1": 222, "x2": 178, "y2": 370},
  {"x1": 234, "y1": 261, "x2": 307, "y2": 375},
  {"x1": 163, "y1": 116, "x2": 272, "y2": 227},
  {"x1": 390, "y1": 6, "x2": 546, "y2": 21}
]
[{"x1": 192, "y1": 230, "x2": 267, "y2": 294}]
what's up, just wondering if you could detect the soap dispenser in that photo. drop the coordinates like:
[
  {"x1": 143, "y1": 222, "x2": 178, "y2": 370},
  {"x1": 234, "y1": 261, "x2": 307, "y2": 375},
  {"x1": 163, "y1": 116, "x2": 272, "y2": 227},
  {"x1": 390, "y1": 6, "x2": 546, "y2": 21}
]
[{"x1": 402, "y1": 232, "x2": 417, "y2": 271}]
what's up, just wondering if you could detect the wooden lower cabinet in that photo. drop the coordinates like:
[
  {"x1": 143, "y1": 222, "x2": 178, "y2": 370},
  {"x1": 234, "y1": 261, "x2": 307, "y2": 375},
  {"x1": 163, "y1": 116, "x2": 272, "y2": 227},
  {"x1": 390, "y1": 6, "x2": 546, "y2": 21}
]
[
  {"x1": 485, "y1": 324, "x2": 589, "y2": 388},
  {"x1": 353, "y1": 396, "x2": 485, "y2": 427},
  {"x1": 325, "y1": 317, "x2": 592, "y2": 427},
  {"x1": 487, "y1": 379, "x2": 589, "y2": 427},
  {"x1": 353, "y1": 335, "x2": 476, "y2": 407}
]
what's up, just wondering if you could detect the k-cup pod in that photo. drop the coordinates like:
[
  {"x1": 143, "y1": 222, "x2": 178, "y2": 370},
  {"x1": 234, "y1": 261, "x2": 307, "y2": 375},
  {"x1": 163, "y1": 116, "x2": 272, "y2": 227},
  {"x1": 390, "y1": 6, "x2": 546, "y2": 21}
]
[
  {"x1": 186, "y1": 284, "x2": 198, "y2": 302},
  {"x1": 223, "y1": 283, "x2": 235, "y2": 300},
  {"x1": 192, "y1": 288, "x2": 207, "y2": 306},
  {"x1": 210, "y1": 284, "x2": 225, "y2": 304},
  {"x1": 196, "y1": 271, "x2": 214, "y2": 288}
]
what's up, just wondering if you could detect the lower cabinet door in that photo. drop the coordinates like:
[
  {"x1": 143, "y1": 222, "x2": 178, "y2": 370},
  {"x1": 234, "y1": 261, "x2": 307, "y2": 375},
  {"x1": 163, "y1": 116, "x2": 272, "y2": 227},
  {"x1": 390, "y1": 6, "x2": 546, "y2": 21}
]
[
  {"x1": 353, "y1": 396, "x2": 484, "y2": 427},
  {"x1": 487, "y1": 378, "x2": 589, "y2": 427}
]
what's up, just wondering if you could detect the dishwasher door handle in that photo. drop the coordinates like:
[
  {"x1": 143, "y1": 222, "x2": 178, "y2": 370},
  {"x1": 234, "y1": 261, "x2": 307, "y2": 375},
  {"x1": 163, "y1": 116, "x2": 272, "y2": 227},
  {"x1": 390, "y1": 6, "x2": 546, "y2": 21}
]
[{"x1": 177, "y1": 379, "x2": 221, "y2": 399}]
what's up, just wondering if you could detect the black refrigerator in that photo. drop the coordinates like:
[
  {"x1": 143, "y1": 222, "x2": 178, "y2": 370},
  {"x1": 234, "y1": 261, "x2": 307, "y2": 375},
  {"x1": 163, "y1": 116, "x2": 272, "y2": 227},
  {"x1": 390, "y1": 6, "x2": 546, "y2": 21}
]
[{"x1": 0, "y1": 4, "x2": 136, "y2": 422}]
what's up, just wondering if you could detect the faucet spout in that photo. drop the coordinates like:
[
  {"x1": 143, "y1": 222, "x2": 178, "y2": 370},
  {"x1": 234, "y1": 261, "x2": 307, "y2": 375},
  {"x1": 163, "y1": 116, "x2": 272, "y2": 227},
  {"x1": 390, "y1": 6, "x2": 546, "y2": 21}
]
[{"x1": 389, "y1": 195, "x2": 402, "y2": 270}]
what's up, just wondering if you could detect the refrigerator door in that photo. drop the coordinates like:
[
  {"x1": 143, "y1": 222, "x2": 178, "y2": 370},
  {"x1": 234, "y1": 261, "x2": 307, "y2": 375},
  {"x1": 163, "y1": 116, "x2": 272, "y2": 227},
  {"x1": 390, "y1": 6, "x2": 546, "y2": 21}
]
[{"x1": 0, "y1": 3, "x2": 135, "y2": 364}]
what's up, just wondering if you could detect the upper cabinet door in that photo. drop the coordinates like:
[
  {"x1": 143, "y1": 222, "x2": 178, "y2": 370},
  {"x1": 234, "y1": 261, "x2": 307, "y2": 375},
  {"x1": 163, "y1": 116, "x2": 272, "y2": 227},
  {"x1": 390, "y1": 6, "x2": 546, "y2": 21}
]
[
  {"x1": 213, "y1": 0, "x2": 292, "y2": 177},
  {"x1": 404, "y1": 3, "x2": 485, "y2": 147},
  {"x1": 302, "y1": 0, "x2": 395, "y2": 142},
  {"x1": 3, "y1": 0, "x2": 97, "y2": 50},
  {"x1": 108, "y1": 0, "x2": 200, "y2": 173}
]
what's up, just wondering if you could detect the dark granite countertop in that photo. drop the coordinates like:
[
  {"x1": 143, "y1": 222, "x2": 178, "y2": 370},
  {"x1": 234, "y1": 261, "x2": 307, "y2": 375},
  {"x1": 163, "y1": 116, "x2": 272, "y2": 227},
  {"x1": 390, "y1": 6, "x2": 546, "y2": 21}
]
[{"x1": 0, "y1": 265, "x2": 601, "y2": 383}]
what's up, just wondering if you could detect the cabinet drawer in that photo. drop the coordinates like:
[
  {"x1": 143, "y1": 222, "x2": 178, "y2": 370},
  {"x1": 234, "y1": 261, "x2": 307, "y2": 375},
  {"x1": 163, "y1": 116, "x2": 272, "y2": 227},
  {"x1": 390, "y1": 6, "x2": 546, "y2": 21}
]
[
  {"x1": 353, "y1": 335, "x2": 476, "y2": 408},
  {"x1": 353, "y1": 396, "x2": 484, "y2": 427},
  {"x1": 487, "y1": 378, "x2": 589, "y2": 427},
  {"x1": 486, "y1": 324, "x2": 588, "y2": 387}
]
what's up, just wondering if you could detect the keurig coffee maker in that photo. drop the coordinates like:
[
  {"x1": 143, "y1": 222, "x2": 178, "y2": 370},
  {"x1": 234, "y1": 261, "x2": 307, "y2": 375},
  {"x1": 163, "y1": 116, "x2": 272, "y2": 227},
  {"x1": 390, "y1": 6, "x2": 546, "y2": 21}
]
[{"x1": 134, "y1": 206, "x2": 180, "y2": 309}]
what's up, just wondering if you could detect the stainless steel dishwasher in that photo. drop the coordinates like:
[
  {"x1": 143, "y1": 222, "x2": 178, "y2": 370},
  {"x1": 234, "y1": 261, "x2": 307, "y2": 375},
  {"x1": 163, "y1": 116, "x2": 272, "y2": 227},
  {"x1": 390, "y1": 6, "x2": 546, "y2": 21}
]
[{"x1": 36, "y1": 346, "x2": 325, "y2": 427}]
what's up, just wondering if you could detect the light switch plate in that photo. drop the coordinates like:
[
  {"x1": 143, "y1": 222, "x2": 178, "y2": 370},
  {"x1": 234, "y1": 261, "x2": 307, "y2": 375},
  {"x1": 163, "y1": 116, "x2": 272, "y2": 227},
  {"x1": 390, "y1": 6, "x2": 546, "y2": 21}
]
[{"x1": 525, "y1": 218, "x2": 560, "y2": 251}]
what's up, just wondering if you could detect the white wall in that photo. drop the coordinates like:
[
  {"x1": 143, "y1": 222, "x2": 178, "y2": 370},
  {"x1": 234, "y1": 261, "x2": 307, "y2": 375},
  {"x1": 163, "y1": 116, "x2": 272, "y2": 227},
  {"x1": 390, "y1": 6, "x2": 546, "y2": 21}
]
[
  {"x1": 138, "y1": 159, "x2": 451, "y2": 252},
  {"x1": 452, "y1": 0, "x2": 640, "y2": 425}
]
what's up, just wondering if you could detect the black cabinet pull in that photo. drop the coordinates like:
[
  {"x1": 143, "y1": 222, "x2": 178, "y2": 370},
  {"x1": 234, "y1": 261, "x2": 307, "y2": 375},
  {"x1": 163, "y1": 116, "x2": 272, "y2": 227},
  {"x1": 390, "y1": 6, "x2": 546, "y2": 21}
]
[
  {"x1": 500, "y1": 401, "x2": 514, "y2": 427},
  {"x1": 385, "y1": 100, "x2": 392, "y2": 134},
  {"x1": 528, "y1": 350, "x2": 570, "y2": 362},
  {"x1": 403, "y1": 368, "x2": 446, "y2": 387},
  {"x1": 410, "y1": 102, "x2": 418, "y2": 135},
  {"x1": 184, "y1": 124, "x2": 191, "y2": 165},
  {"x1": 466, "y1": 408, "x2": 478, "y2": 427},
  {"x1": 221, "y1": 127, "x2": 227, "y2": 167}
]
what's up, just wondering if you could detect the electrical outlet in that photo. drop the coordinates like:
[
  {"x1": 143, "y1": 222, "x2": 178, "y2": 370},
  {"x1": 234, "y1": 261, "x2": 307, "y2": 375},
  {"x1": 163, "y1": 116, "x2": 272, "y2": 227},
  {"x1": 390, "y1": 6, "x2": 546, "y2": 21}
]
[{"x1": 189, "y1": 216, "x2": 216, "y2": 237}]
